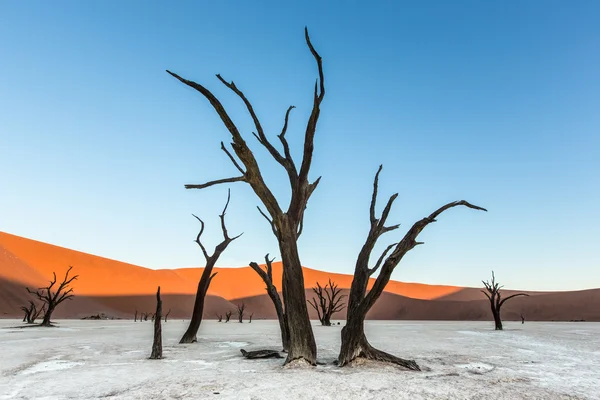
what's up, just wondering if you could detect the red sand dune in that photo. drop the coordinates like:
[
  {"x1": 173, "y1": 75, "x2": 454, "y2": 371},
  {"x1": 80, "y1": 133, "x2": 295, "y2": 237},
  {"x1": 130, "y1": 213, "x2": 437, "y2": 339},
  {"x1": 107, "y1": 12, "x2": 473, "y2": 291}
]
[{"x1": 1, "y1": 231, "x2": 598, "y2": 322}]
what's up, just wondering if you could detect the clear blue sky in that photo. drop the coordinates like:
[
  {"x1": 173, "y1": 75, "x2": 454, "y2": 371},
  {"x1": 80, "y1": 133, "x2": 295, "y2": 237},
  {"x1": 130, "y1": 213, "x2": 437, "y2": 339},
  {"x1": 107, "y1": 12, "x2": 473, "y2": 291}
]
[{"x1": 1, "y1": 1, "x2": 599, "y2": 291}]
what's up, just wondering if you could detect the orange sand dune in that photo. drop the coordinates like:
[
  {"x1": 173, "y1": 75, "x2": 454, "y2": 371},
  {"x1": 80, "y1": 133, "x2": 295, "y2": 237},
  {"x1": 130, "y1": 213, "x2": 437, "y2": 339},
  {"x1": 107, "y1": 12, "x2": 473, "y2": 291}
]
[{"x1": 0, "y1": 231, "x2": 463, "y2": 300}]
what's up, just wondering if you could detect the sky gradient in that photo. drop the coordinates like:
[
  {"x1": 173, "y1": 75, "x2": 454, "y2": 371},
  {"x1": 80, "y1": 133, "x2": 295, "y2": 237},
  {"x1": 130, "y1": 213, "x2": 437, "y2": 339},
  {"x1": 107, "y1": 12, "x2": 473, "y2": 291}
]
[{"x1": 1, "y1": 1, "x2": 599, "y2": 291}]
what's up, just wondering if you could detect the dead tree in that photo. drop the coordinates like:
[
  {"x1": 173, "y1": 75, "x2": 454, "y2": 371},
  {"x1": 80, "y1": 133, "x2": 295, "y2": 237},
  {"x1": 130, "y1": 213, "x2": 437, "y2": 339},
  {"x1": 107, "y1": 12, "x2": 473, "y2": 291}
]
[
  {"x1": 521, "y1": 313, "x2": 525, "y2": 324},
  {"x1": 26, "y1": 266, "x2": 78, "y2": 326},
  {"x1": 134, "y1": 310, "x2": 138, "y2": 322},
  {"x1": 308, "y1": 279, "x2": 345, "y2": 326},
  {"x1": 216, "y1": 313, "x2": 223, "y2": 322},
  {"x1": 180, "y1": 190, "x2": 242, "y2": 344},
  {"x1": 249, "y1": 254, "x2": 289, "y2": 351},
  {"x1": 168, "y1": 27, "x2": 325, "y2": 365},
  {"x1": 142, "y1": 312, "x2": 149, "y2": 321},
  {"x1": 237, "y1": 303, "x2": 246, "y2": 323},
  {"x1": 225, "y1": 311, "x2": 232, "y2": 323},
  {"x1": 21, "y1": 301, "x2": 45, "y2": 324},
  {"x1": 482, "y1": 271, "x2": 529, "y2": 330},
  {"x1": 337, "y1": 166, "x2": 487, "y2": 369},
  {"x1": 164, "y1": 309, "x2": 171, "y2": 322},
  {"x1": 149, "y1": 286, "x2": 162, "y2": 359},
  {"x1": 249, "y1": 312, "x2": 254, "y2": 323}
]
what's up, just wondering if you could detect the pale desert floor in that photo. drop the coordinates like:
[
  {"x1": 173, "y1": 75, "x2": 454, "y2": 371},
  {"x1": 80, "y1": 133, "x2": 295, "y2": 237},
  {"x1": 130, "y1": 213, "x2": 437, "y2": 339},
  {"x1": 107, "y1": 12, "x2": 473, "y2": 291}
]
[{"x1": 0, "y1": 319, "x2": 598, "y2": 399}]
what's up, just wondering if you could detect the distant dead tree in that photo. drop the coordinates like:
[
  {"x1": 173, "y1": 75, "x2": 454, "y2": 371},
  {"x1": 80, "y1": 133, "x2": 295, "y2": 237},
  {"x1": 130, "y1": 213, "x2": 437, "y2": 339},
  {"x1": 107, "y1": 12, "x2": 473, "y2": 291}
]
[
  {"x1": 26, "y1": 266, "x2": 78, "y2": 327},
  {"x1": 169, "y1": 27, "x2": 324, "y2": 364},
  {"x1": 249, "y1": 254, "x2": 289, "y2": 351},
  {"x1": 134, "y1": 310, "x2": 138, "y2": 322},
  {"x1": 308, "y1": 279, "x2": 345, "y2": 326},
  {"x1": 180, "y1": 190, "x2": 242, "y2": 344},
  {"x1": 142, "y1": 312, "x2": 149, "y2": 321},
  {"x1": 225, "y1": 311, "x2": 232, "y2": 323},
  {"x1": 21, "y1": 301, "x2": 45, "y2": 324},
  {"x1": 164, "y1": 309, "x2": 171, "y2": 322},
  {"x1": 249, "y1": 312, "x2": 254, "y2": 323},
  {"x1": 237, "y1": 303, "x2": 246, "y2": 323},
  {"x1": 337, "y1": 166, "x2": 486, "y2": 369},
  {"x1": 149, "y1": 286, "x2": 162, "y2": 359},
  {"x1": 216, "y1": 313, "x2": 223, "y2": 322},
  {"x1": 482, "y1": 271, "x2": 529, "y2": 330}
]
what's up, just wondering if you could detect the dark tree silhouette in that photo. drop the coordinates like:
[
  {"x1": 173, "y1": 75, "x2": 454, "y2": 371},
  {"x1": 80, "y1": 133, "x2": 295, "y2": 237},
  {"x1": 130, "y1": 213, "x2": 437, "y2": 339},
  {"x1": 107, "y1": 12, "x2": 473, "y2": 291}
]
[
  {"x1": 216, "y1": 313, "x2": 223, "y2": 322},
  {"x1": 26, "y1": 266, "x2": 78, "y2": 326},
  {"x1": 150, "y1": 286, "x2": 162, "y2": 359},
  {"x1": 180, "y1": 190, "x2": 242, "y2": 344},
  {"x1": 21, "y1": 301, "x2": 45, "y2": 324},
  {"x1": 164, "y1": 309, "x2": 171, "y2": 322},
  {"x1": 134, "y1": 310, "x2": 138, "y2": 322},
  {"x1": 249, "y1": 254, "x2": 289, "y2": 351},
  {"x1": 521, "y1": 313, "x2": 525, "y2": 324},
  {"x1": 237, "y1": 303, "x2": 246, "y2": 323},
  {"x1": 337, "y1": 166, "x2": 486, "y2": 369},
  {"x1": 482, "y1": 271, "x2": 529, "y2": 330},
  {"x1": 308, "y1": 279, "x2": 345, "y2": 326},
  {"x1": 168, "y1": 27, "x2": 325, "y2": 365},
  {"x1": 225, "y1": 311, "x2": 232, "y2": 323},
  {"x1": 249, "y1": 312, "x2": 254, "y2": 323}
]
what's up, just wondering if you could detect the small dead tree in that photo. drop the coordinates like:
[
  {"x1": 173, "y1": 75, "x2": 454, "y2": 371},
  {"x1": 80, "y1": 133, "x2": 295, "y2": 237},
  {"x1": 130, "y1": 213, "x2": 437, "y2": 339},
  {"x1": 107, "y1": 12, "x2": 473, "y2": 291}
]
[
  {"x1": 249, "y1": 312, "x2": 254, "y2": 323},
  {"x1": 216, "y1": 313, "x2": 223, "y2": 322},
  {"x1": 169, "y1": 27, "x2": 325, "y2": 365},
  {"x1": 337, "y1": 166, "x2": 486, "y2": 369},
  {"x1": 150, "y1": 286, "x2": 162, "y2": 359},
  {"x1": 225, "y1": 311, "x2": 232, "y2": 323},
  {"x1": 180, "y1": 190, "x2": 242, "y2": 344},
  {"x1": 134, "y1": 310, "x2": 138, "y2": 322},
  {"x1": 237, "y1": 303, "x2": 246, "y2": 323},
  {"x1": 21, "y1": 301, "x2": 45, "y2": 324},
  {"x1": 521, "y1": 313, "x2": 525, "y2": 324},
  {"x1": 308, "y1": 279, "x2": 345, "y2": 326},
  {"x1": 482, "y1": 271, "x2": 529, "y2": 330},
  {"x1": 249, "y1": 254, "x2": 289, "y2": 351},
  {"x1": 26, "y1": 266, "x2": 78, "y2": 326},
  {"x1": 164, "y1": 309, "x2": 171, "y2": 322},
  {"x1": 142, "y1": 312, "x2": 149, "y2": 321}
]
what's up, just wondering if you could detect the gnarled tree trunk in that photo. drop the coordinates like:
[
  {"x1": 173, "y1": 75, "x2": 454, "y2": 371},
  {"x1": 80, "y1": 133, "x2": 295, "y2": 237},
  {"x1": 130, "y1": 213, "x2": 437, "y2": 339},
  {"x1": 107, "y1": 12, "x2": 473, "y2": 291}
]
[
  {"x1": 482, "y1": 271, "x2": 529, "y2": 331},
  {"x1": 249, "y1": 255, "x2": 290, "y2": 352},
  {"x1": 338, "y1": 166, "x2": 486, "y2": 369},
  {"x1": 180, "y1": 190, "x2": 241, "y2": 343},
  {"x1": 169, "y1": 27, "x2": 325, "y2": 365}
]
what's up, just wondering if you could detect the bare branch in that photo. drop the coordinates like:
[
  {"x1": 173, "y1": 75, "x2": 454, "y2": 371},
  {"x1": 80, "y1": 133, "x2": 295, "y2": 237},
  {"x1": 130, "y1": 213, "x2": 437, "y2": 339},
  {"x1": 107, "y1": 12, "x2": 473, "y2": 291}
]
[
  {"x1": 278, "y1": 106, "x2": 296, "y2": 167},
  {"x1": 192, "y1": 214, "x2": 210, "y2": 261},
  {"x1": 499, "y1": 293, "x2": 530, "y2": 308},
  {"x1": 221, "y1": 142, "x2": 245, "y2": 174},
  {"x1": 369, "y1": 242, "x2": 398, "y2": 276},
  {"x1": 185, "y1": 175, "x2": 246, "y2": 190},
  {"x1": 257, "y1": 206, "x2": 278, "y2": 237},
  {"x1": 370, "y1": 165, "x2": 383, "y2": 224}
]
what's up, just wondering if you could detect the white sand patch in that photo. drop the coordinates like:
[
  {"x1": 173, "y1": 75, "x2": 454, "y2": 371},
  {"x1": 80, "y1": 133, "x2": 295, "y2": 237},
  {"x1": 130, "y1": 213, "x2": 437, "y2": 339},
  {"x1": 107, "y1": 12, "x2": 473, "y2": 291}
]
[{"x1": 0, "y1": 320, "x2": 598, "y2": 399}]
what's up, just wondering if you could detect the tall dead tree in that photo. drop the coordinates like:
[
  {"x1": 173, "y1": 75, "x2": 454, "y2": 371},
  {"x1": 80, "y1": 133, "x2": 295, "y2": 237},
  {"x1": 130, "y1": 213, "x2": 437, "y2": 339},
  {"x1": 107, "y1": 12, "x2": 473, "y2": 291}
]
[
  {"x1": 482, "y1": 271, "x2": 529, "y2": 330},
  {"x1": 179, "y1": 190, "x2": 242, "y2": 344},
  {"x1": 249, "y1": 254, "x2": 289, "y2": 351},
  {"x1": 308, "y1": 279, "x2": 345, "y2": 326},
  {"x1": 225, "y1": 311, "x2": 232, "y2": 323},
  {"x1": 237, "y1": 303, "x2": 246, "y2": 323},
  {"x1": 168, "y1": 27, "x2": 325, "y2": 365},
  {"x1": 337, "y1": 166, "x2": 486, "y2": 369},
  {"x1": 27, "y1": 266, "x2": 78, "y2": 326},
  {"x1": 150, "y1": 286, "x2": 162, "y2": 359},
  {"x1": 21, "y1": 301, "x2": 45, "y2": 324}
]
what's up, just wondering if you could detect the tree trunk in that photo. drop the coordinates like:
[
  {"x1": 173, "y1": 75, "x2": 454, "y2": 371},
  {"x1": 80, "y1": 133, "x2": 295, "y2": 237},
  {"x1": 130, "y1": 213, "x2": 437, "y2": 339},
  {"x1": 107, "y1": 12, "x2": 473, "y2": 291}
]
[
  {"x1": 279, "y1": 227, "x2": 316, "y2": 365},
  {"x1": 150, "y1": 286, "x2": 162, "y2": 359},
  {"x1": 180, "y1": 268, "x2": 213, "y2": 343},
  {"x1": 41, "y1": 306, "x2": 54, "y2": 327},
  {"x1": 493, "y1": 308, "x2": 503, "y2": 330}
]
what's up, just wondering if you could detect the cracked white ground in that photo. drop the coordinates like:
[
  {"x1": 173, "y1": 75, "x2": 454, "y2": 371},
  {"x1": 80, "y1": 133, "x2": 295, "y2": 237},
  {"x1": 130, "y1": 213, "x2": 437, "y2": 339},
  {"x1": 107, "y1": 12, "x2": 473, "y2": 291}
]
[{"x1": 1, "y1": 320, "x2": 598, "y2": 399}]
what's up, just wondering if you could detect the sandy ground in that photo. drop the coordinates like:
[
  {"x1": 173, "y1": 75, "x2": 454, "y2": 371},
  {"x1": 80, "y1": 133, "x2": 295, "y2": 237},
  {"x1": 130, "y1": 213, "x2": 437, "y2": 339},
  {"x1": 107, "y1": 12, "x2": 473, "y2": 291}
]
[{"x1": 0, "y1": 319, "x2": 598, "y2": 400}]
